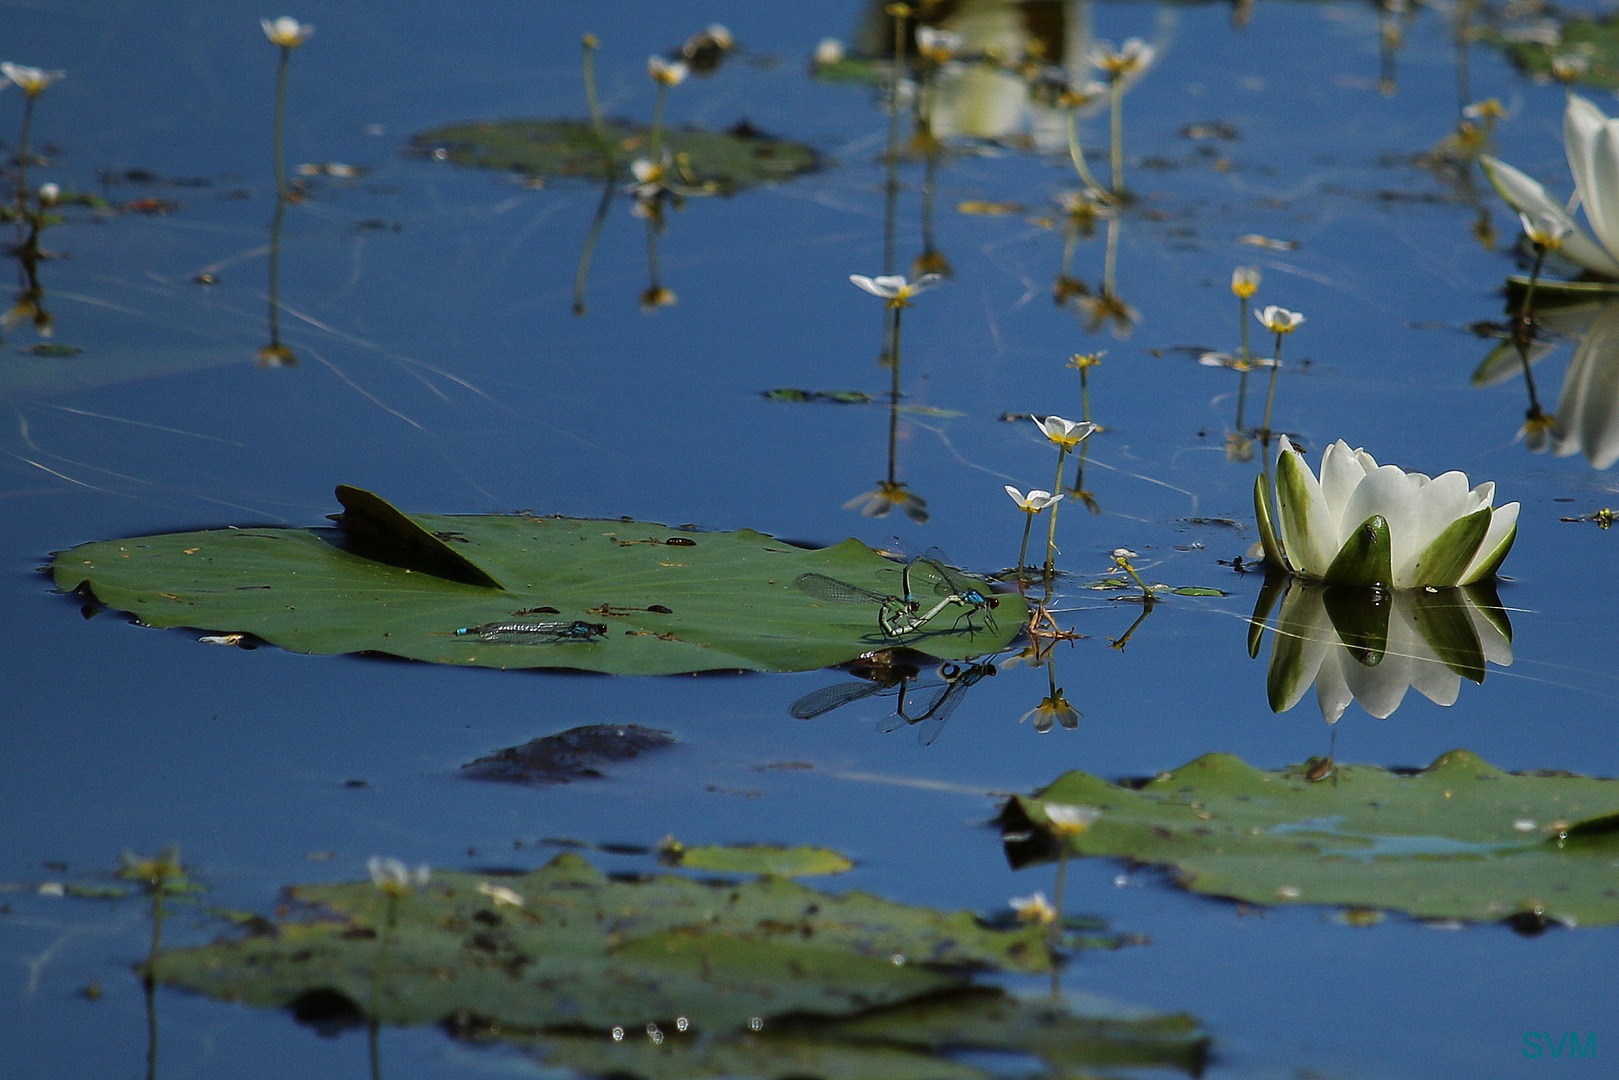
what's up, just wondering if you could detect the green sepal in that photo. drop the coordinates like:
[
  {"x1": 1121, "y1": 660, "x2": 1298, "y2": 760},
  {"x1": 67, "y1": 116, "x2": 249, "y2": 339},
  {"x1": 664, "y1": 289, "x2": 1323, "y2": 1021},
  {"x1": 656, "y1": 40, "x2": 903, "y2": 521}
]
[
  {"x1": 1274, "y1": 452, "x2": 1319, "y2": 573},
  {"x1": 1247, "y1": 572, "x2": 1288, "y2": 660},
  {"x1": 1461, "y1": 519, "x2": 1518, "y2": 585},
  {"x1": 1321, "y1": 586, "x2": 1391, "y2": 668},
  {"x1": 1410, "y1": 506, "x2": 1491, "y2": 589},
  {"x1": 1322, "y1": 515, "x2": 1393, "y2": 588},
  {"x1": 1408, "y1": 588, "x2": 1487, "y2": 683},
  {"x1": 1253, "y1": 473, "x2": 1286, "y2": 571}
]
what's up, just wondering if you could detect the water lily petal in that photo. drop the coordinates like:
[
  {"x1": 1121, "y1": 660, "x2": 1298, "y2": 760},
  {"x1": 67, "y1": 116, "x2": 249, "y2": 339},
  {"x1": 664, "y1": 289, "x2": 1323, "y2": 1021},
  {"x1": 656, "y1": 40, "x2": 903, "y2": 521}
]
[
  {"x1": 1568, "y1": 96, "x2": 1619, "y2": 262},
  {"x1": 1397, "y1": 470, "x2": 1488, "y2": 584},
  {"x1": 1318, "y1": 441, "x2": 1369, "y2": 533},
  {"x1": 1275, "y1": 438, "x2": 1336, "y2": 576},
  {"x1": 1461, "y1": 584, "x2": 1515, "y2": 668},
  {"x1": 1396, "y1": 598, "x2": 1465, "y2": 706},
  {"x1": 1312, "y1": 649, "x2": 1355, "y2": 724},
  {"x1": 1553, "y1": 300, "x2": 1619, "y2": 468},
  {"x1": 1339, "y1": 615, "x2": 1412, "y2": 719},
  {"x1": 1481, "y1": 155, "x2": 1619, "y2": 277},
  {"x1": 1459, "y1": 503, "x2": 1518, "y2": 585}
]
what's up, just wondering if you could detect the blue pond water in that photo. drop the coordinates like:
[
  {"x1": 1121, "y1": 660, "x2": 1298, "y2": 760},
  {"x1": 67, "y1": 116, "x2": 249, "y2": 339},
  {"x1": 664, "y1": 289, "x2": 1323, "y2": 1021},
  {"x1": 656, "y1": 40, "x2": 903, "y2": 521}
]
[{"x1": 3, "y1": 1, "x2": 1617, "y2": 1077}]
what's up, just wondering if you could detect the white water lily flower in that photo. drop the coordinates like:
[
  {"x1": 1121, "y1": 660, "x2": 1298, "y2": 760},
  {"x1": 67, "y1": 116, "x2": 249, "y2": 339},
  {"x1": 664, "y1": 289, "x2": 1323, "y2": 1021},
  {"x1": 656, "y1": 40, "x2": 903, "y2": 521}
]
[
  {"x1": 1262, "y1": 581, "x2": 1512, "y2": 723},
  {"x1": 1254, "y1": 437, "x2": 1518, "y2": 589},
  {"x1": 1481, "y1": 94, "x2": 1619, "y2": 278},
  {"x1": 1005, "y1": 486, "x2": 1063, "y2": 513},
  {"x1": 1, "y1": 62, "x2": 65, "y2": 95},
  {"x1": 849, "y1": 272, "x2": 941, "y2": 308},
  {"x1": 260, "y1": 17, "x2": 312, "y2": 48},
  {"x1": 1033, "y1": 414, "x2": 1097, "y2": 450}
]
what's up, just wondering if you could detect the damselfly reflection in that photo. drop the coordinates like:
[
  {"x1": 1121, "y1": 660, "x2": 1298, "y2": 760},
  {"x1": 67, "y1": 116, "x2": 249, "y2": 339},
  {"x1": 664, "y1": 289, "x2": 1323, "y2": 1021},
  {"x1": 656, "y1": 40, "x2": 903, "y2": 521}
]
[
  {"x1": 448, "y1": 620, "x2": 609, "y2": 644},
  {"x1": 790, "y1": 657, "x2": 997, "y2": 746}
]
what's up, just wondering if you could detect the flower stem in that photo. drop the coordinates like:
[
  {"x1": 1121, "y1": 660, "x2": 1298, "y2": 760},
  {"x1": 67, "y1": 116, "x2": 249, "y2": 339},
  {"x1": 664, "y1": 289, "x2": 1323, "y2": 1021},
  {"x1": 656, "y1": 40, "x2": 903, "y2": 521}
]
[
  {"x1": 1235, "y1": 295, "x2": 1252, "y2": 431},
  {"x1": 15, "y1": 94, "x2": 37, "y2": 215},
  {"x1": 1043, "y1": 446, "x2": 1071, "y2": 579},
  {"x1": 1017, "y1": 513, "x2": 1034, "y2": 585},
  {"x1": 1108, "y1": 79, "x2": 1125, "y2": 199},
  {"x1": 1064, "y1": 106, "x2": 1105, "y2": 197},
  {"x1": 649, "y1": 81, "x2": 668, "y2": 164},
  {"x1": 886, "y1": 305, "x2": 904, "y2": 485},
  {"x1": 272, "y1": 46, "x2": 291, "y2": 201},
  {"x1": 1513, "y1": 241, "x2": 1549, "y2": 418},
  {"x1": 1260, "y1": 331, "x2": 1285, "y2": 446},
  {"x1": 582, "y1": 36, "x2": 609, "y2": 162}
]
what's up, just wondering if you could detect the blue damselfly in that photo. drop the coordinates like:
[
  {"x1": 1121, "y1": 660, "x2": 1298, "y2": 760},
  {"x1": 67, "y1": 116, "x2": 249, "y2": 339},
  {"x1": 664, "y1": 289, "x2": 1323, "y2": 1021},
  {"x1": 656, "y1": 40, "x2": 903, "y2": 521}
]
[
  {"x1": 794, "y1": 572, "x2": 921, "y2": 639},
  {"x1": 449, "y1": 620, "x2": 608, "y2": 644}
]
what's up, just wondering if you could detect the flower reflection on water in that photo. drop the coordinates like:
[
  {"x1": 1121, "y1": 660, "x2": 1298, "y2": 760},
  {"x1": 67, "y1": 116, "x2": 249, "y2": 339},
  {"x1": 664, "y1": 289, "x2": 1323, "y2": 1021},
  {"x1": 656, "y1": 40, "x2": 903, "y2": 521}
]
[{"x1": 1251, "y1": 579, "x2": 1513, "y2": 723}]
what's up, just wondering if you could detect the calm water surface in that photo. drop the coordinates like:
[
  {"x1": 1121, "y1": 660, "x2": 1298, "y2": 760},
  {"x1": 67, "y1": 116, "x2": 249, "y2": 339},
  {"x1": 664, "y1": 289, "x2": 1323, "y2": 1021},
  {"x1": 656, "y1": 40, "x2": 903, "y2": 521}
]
[{"x1": 4, "y1": 1, "x2": 1617, "y2": 1077}]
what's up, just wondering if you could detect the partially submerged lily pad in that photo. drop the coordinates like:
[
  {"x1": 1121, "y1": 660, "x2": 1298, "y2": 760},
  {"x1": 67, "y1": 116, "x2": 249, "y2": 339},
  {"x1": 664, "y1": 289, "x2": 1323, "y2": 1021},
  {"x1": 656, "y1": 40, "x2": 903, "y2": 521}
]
[
  {"x1": 409, "y1": 119, "x2": 820, "y2": 192},
  {"x1": 51, "y1": 487, "x2": 1023, "y2": 675},
  {"x1": 1003, "y1": 750, "x2": 1619, "y2": 927},
  {"x1": 152, "y1": 853, "x2": 1207, "y2": 1076},
  {"x1": 461, "y1": 724, "x2": 676, "y2": 785},
  {"x1": 660, "y1": 841, "x2": 854, "y2": 877}
]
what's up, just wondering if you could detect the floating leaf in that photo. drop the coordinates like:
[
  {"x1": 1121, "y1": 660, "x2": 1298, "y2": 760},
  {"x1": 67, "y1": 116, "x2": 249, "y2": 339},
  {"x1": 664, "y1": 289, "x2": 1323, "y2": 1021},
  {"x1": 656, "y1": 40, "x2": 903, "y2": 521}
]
[
  {"x1": 664, "y1": 842, "x2": 855, "y2": 877},
  {"x1": 461, "y1": 724, "x2": 676, "y2": 785},
  {"x1": 155, "y1": 854, "x2": 1203, "y2": 1076},
  {"x1": 1004, "y1": 750, "x2": 1619, "y2": 926},
  {"x1": 1489, "y1": 13, "x2": 1619, "y2": 90},
  {"x1": 51, "y1": 487, "x2": 1023, "y2": 675},
  {"x1": 1169, "y1": 586, "x2": 1228, "y2": 597},
  {"x1": 410, "y1": 119, "x2": 820, "y2": 192}
]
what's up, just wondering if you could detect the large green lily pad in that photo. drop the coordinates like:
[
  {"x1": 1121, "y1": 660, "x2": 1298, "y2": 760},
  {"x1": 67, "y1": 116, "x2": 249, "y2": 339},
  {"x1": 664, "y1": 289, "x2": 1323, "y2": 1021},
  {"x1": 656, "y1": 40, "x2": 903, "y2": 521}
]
[
  {"x1": 1003, "y1": 750, "x2": 1619, "y2": 926},
  {"x1": 153, "y1": 854, "x2": 1207, "y2": 1077},
  {"x1": 50, "y1": 486, "x2": 1023, "y2": 675},
  {"x1": 410, "y1": 119, "x2": 820, "y2": 191}
]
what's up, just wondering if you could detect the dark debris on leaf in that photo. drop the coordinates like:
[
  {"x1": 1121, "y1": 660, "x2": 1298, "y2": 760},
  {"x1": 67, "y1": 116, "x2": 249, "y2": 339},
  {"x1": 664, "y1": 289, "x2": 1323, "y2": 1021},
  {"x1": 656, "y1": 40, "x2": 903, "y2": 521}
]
[{"x1": 461, "y1": 724, "x2": 677, "y2": 785}]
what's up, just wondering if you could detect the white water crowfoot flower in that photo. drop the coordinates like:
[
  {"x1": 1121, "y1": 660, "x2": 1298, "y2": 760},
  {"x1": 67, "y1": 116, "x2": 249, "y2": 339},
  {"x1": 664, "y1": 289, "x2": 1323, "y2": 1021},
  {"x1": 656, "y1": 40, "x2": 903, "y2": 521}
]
[
  {"x1": 1005, "y1": 487, "x2": 1063, "y2": 513},
  {"x1": 1254, "y1": 437, "x2": 1519, "y2": 589},
  {"x1": 1021, "y1": 689, "x2": 1080, "y2": 732},
  {"x1": 1009, "y1": 892, "x2": 1057, "y2": 925},
  {"x1": 1231, "y1": 266, "x2": 1261, "y2": 299},
  {"x1": 1255, "y1": 305, "x2": 1304, "y2": 334},
  {"x1": 1043, "y1": 803, "x2": 1102, "y2": 835},
  {"x1": 849, "y1": 272, "x2": 941, "y2": 308},
  {"x1": 1519, "y1": 211, "x2": 1570, "y2": 251},
  {"x1": 647, "y1": 56, "x2": 689, "y2": 86},
  {"x1": 260, "y1": 17, "x2": 313, "y2": 48},
  {"x1": 1088, "y1": 38, "x2": 1156, "y2": 88},
  {"x1": 1480, "y1": 94, "x2": 1619, "y2": 279},
  {"x1": 367, "y1": 856, "x2": 430, "y2": 898},
  {"x1": 1, "y1": 63, "x2": 65, "y2": 96},
  {"x1": 1033, "y1": 415, "x2": 1097, "y2": 450}
]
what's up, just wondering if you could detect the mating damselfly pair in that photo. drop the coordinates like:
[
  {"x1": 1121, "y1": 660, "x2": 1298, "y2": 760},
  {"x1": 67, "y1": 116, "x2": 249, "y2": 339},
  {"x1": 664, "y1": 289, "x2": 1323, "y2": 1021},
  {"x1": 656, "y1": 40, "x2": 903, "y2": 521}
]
[
  {"x1": 790, "y1": 657, "x2": 998, "y2": 746},
  {"x1": 443, "y1": 620, "x2": 609, "y2": 644},
  {"x1": 794, "y1": 551, "x2": 999, "y2": 640}
]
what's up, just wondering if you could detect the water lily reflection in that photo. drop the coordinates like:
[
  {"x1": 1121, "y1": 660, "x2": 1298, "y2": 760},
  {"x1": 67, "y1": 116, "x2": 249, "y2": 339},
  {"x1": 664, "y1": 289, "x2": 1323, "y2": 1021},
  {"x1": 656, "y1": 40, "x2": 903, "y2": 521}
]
[
  {"x1": 1250, "y1": 579, "x2": 1512, "y2": 723},
  {"x1": 1476, "y1": 298, "x2": 1619, "y2": 469}
]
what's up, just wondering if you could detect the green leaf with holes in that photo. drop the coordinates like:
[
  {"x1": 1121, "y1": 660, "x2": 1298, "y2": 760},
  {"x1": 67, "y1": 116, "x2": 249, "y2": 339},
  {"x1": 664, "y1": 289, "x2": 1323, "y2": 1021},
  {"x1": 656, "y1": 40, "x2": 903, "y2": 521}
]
[
  {"x1": 1003, "y1": 750, "x2": 1619, "y2": 926},
  {"x1": 150, "y1": 853, "x2": 1208, "y2": 1077},
  {"x1": 50, "y1": 486, "x2": 1022, "y2": 674}
]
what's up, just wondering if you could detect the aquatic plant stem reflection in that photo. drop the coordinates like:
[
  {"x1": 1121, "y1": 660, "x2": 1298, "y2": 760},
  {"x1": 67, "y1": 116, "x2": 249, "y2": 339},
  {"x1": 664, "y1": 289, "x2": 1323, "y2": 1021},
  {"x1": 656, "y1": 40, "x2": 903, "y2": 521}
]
[
  {"x1": 120, "y1": 848, "x2": 189, "y2": 1080},
  {"x1": 259, "y1": 22, "x2": 310, "y2": 367},
  {"x1": 572, "y1": 177, "x2": 615, "y2": 316},
  {"x1": 879, "y1": 4, "x2": 912, "y2": 278},
  {"x1": 1509, "y1": 215, "x2": 1566, "y2": 438}
]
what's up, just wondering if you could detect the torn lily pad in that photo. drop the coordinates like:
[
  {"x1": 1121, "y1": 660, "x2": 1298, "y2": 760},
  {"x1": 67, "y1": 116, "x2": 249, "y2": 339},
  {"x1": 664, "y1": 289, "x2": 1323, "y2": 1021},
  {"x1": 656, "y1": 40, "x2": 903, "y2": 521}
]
[
  {"x1": 50, "y1": 486, "x2": 1025, "y2": 675},
  {"x1": 1004, "y1": 750, "x2": 1619, "y2": 927}
]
